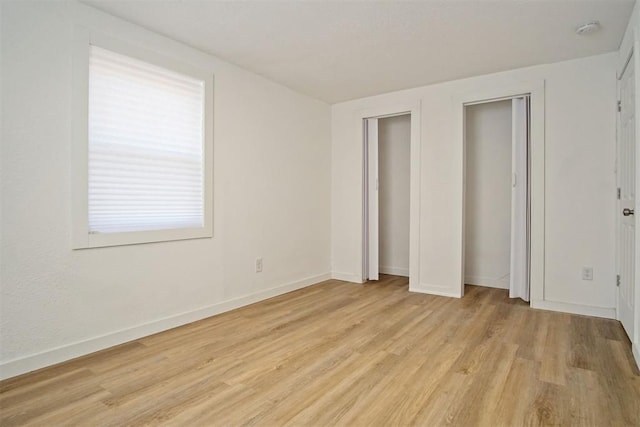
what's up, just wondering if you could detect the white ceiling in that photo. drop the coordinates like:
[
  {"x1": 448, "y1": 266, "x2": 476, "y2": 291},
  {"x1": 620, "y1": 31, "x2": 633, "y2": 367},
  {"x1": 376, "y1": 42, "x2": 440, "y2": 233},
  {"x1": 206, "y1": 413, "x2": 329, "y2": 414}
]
[{"x1": 84, "y1": 0, "x2": 635, "y2": 103}]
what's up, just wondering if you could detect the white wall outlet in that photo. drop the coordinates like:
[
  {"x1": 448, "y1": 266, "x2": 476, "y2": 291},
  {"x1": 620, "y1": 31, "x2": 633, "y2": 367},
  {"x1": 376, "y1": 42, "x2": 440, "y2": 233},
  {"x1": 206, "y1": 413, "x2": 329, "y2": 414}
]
[
  {"x1": 255, "y1": 257, "x2": 263, "y2": 273},
  {"x1": 582, "y1": 266, "x2": 593, "y2": 281}
]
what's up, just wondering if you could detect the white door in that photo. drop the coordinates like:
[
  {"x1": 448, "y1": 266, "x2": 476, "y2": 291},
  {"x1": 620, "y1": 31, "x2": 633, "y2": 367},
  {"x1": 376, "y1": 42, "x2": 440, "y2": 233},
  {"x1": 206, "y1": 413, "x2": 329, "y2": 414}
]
[
  {"x1": 510, "y1": 97, "x2": 530, "y2": 301},
  {"x1": 618, "y1": 56, "x2": 635, "y2": 339},
  {"x1": 366, "y1": 118, "x2": 379, "y2": 280}
]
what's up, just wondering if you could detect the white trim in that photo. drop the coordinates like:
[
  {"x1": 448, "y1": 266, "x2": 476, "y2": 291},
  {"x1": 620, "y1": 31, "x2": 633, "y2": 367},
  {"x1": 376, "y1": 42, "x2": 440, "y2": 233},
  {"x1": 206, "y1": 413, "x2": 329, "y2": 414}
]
[
  {"x1": 0, "y1": 273, "x2": 330, "y2": 380},
  {"x1": 530, "y1": 299, "x2": 616, "y2": 319},
  {"x1": 380, "y1": 266, "x2": 410, "y2": 277},
  {"x1": 464, "y1": 275, "x2": 509, "y2": 289},
  {"x1": 357, "y1": 101, "x2": 422, "y2": 289},
  {"x1": 409, "y1": 104, "x2": 422, "y2": 290},
  {"x1": 464, "y1": 95, "x2": 525, "y2": 107},
  {"x1": 71, "y1": 27, "x2": 214, "y2": 249},
  {"x1": 633, "y1": 343, "x2": 640, "y2": 370},
  {"x1": 453, "y1": 80, "x2": 545, "y2": 301},
  {"x1": 409, "y1": 284, "x2": 460, "y2": 298},
  {"x1": 331, "y1": 272, "x2": 364, "y2": 283}
]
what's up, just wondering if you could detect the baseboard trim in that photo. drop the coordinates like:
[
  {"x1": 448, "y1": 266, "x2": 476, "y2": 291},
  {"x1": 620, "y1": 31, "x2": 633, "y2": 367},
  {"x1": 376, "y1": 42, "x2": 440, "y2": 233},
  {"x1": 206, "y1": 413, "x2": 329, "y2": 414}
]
[
  {"x1": 331, "y1": 272, "x2": 363, "y2": 283},
  {"x1": 633, "y1": 343, "x2": 640, "y2": 370},
  {"x1": 530, "y1": 299, "x2": 616, "y2": 319},
  {"x1": 380, "y1": 266, "x2": 409, "y2": 277},
  {"x1": 409, "y1": 285, "x2": 461, "y2": 298},
  {"x1": 464, "y1": 275, "x2": 509, "y2": 290},
  {"x1": 0, "y1": 273, "x2": 331, "y2": 381}
]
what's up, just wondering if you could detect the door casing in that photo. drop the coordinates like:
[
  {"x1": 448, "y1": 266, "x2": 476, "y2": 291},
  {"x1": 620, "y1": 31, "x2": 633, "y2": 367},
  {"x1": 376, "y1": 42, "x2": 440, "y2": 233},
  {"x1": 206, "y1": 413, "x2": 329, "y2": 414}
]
[
  {"x1": 359, "y1": 102, "x2": 422, "y2": 288},
  {"x1": 453, "y1": 82, "x2": 545, "y2": 301}
]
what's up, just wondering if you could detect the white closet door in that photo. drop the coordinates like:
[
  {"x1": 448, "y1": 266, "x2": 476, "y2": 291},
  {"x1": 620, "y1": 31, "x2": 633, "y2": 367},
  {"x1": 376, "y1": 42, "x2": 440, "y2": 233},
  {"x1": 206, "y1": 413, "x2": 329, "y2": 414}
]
[
  {"x1": 510, "y1": 97, "x2": 530, "y2": 301},
  {"x1": 618, "y1": 56, "x2": 635, "y2": 340},
  {"x1": 367, "y1": 118, "x2": 380, "y2": 281}
]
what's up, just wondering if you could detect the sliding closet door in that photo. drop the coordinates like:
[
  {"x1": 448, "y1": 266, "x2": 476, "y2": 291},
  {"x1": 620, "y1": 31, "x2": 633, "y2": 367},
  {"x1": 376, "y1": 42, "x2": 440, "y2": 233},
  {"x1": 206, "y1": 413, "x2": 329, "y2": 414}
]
[
  {"x1": 510, "y1": 97, "x2": 530, "y2": 301},
  {"x1": 367, "y1": 118, "x2": 379, "y2": 280}
]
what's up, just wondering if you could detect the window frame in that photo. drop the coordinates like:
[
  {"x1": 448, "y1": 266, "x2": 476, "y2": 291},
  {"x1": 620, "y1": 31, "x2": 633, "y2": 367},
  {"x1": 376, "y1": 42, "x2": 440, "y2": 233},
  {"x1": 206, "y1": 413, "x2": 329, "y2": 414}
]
[{"x1": 71, "y1": 28, "x2": 214, "y2": 249}]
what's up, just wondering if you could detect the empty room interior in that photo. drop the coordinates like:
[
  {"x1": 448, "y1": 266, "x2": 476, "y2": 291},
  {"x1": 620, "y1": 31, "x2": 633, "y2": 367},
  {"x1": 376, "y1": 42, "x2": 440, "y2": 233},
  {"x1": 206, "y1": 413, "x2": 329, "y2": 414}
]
[{"x1": 2, "y1": 0, "x2": 640, "y2": 425}]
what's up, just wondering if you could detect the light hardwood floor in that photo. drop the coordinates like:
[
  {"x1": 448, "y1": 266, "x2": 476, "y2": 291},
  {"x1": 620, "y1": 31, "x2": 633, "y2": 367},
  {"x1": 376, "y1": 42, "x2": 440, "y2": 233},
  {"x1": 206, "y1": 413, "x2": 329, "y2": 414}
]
[{"x1": 1, "y1": 275, "x2": 639, "y2": 426}]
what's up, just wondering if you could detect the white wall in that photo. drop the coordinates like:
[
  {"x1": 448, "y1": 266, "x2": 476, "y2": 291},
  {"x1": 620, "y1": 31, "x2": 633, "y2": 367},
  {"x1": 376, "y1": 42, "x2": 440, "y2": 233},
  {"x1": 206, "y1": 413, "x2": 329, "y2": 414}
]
[
  {"x1": 378, "y1": 115, "x2": 410, "y2": 277},
  {"x1": 464, "y1": 101, "x2": 512, "y2": 289},
  {"x1": 0, "y1": 1, "x2": 331, "y2": 379},
  {"x1": 332, "y1": 52, "x2": 617, "y2": 316}
]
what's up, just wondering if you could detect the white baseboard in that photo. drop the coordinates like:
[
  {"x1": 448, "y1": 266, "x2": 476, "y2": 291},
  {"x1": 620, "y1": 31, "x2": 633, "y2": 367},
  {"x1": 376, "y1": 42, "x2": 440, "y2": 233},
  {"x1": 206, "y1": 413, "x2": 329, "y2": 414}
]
[
  {"x1": 331, "y1": 272, "x2": 363, "y2": 283},
  {"x1": 530, "y1": 299, "x2": 616, "y2": 319},
  {"x1": 409, "y1": 284, "x2": 461, "y2": 298},
  {"x1": 633, "y1": 343, "x2": 640, "y2": 371},
  {"x1": 380, "y1": 266, "x2": 409, "y2": 277},
  {"x1": 0, "y1": 273, "x2": 331, "y2": 381},
  {"x1": 464, "y1": 275, "x2": 509, "y2": 289}
]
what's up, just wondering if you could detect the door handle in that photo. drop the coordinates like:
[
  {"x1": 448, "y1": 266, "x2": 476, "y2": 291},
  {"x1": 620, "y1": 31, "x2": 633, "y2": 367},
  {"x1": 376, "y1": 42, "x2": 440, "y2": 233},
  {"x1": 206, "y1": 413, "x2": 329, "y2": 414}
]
[{"x1": 623, "y1": 208, "x2": 635, "y2": 216}]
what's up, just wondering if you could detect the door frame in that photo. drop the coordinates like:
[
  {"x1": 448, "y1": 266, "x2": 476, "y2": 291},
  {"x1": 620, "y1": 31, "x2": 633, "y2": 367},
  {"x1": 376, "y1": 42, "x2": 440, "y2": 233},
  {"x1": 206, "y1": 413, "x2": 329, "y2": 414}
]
[
  {"x1": 453, "y1": 81, "x2": 545, "y2": 301},
  {"x1": 460, "y1": 96, "x2": 530, "y2": 299},
  {"x1": 359, "y1": 102, "x2": 422, "y2": 287}
]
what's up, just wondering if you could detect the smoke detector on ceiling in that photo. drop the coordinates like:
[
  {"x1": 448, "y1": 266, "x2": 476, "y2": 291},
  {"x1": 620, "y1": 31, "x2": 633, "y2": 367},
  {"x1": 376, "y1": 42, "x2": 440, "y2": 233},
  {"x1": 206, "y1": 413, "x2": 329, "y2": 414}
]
[{"x1": 575, "y1": 21, "x2": 601, "y2": 35}]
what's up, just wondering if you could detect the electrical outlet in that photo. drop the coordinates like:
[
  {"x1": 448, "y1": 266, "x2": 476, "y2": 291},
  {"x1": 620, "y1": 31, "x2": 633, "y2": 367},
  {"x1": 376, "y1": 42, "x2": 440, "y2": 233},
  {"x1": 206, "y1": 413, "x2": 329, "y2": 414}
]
[
  {"x1": 255, "y1": 257, "x2": 263, "y2": 273},
  {"x1": 582, "y1": 266, "x2": 593, "y2": 281}
]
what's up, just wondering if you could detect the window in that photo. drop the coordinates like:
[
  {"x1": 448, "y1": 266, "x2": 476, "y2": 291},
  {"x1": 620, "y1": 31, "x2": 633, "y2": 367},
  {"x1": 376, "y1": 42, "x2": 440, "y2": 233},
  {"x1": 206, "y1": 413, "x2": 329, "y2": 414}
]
[{"x1": 72, "y1": 30, "x2": 213, "y2": 248}]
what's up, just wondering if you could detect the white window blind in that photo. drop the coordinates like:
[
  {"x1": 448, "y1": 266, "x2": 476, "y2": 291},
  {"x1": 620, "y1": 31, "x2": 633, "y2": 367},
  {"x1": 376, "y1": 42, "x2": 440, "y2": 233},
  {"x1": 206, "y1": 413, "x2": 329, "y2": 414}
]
[{"x1": 88, "y1": 45, "x2": 205, "y2": 234}]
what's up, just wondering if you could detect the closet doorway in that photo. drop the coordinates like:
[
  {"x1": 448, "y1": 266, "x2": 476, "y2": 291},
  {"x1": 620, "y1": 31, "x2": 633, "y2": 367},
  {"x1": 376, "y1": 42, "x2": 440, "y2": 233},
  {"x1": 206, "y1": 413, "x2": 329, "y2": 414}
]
[
  {"x1": 463, "y1": 96, "x2": 531, "y2": 302},
  {"x1": 363, "y1": 112, "x2": 413, "y2": 283}
]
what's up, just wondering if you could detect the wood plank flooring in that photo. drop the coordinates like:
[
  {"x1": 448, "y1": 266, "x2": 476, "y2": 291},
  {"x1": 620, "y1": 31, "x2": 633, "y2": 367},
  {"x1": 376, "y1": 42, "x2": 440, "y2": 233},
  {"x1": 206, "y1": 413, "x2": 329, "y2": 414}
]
[{"x1": 1, "y1": 275, "x2": 639, "y2": 426}]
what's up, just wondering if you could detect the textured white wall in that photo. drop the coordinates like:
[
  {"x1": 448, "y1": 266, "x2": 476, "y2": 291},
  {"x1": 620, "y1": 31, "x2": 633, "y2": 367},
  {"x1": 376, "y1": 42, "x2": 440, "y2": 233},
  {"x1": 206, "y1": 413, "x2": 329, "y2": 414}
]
[
  {"x1": 0, "y1": 1, "x2": 331, "y2": 378},
  {"x1": 464, "y1": 101, "x2": 512, "y2": 289},
  {"x1": 332, "y1": 52, "x2": 617, "y2": 313},
  {"x1": 378, "y1": 115, "x2": 411, "y2": 276}
]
